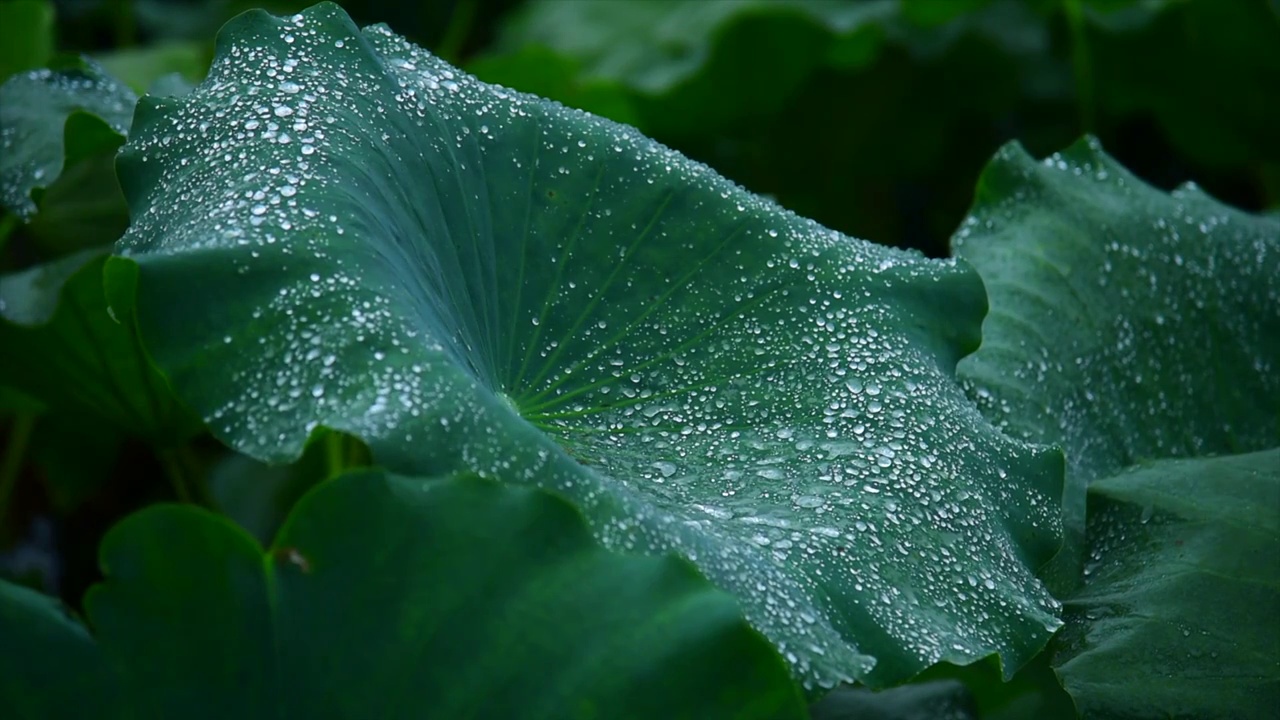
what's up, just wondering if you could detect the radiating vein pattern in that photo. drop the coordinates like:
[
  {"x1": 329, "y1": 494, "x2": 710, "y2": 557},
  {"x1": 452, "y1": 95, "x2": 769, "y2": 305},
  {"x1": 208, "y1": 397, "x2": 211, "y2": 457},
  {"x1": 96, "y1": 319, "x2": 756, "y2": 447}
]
[{"x1": 115, "y1": 3, "x2": 1064, "y2": 689}]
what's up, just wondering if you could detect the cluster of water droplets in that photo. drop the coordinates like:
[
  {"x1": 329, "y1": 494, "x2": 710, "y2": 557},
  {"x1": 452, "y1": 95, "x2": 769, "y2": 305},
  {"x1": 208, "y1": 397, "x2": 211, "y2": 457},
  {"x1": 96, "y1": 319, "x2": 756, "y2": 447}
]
[
  {"x1": 0, "y1": 60, "x2": 137, "y2": 217},
  {"x1": 116, "y1": 5, "x2": 1066, "y2": 689}
]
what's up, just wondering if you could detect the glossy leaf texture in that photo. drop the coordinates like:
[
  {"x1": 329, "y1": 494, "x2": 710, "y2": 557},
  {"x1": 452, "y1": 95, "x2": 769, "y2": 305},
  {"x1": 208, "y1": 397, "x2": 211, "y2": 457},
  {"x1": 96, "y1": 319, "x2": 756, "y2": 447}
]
[
  {"x1": 954, "y1": 136, "x2": 1280, "y2": 581},
  {"x1": 0, "y1": 248, "x2": 200, "y2": 444},
  {"x1": 953, "y1": 138, "x2": 1280, "y2": 717},
  {"x1": 112, "y1": 2, "x2": 1064, "y2": 689},
  {"x1": 0, "y1": 57, "x2": 134, "y2": 220},
  {"x1": 0, "y1": 469, "x2": 805, "y2": 719},
  {"x1": 1054, "y1": 450, "x2": 1280, "y2": 719}
]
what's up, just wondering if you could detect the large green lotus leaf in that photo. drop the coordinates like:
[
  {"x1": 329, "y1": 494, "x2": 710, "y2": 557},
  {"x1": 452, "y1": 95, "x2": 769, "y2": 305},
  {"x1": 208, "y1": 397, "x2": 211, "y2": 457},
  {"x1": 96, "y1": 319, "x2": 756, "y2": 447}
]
[
  {"x1": 113, "y1": 2, "x2": 1063, "y2": 688},
  {"x1": 0, "y1": 0, "x2": 55, "y2": 83},
  {"x1": 0, "y1": 249, "x2": 201, "y2": 445},
  {"x1": 1053, "y1": 449, "x2": 1280, "y2": 719},
  {"x1": 0, "y1": 57, "x2": 135, "y2": 220},
  {"x1": 0, "y1": 469, "x2": 805, "y2": 719},
  {"x1": 953, "y1": 137, "x2": 1280, "y2": 585}
]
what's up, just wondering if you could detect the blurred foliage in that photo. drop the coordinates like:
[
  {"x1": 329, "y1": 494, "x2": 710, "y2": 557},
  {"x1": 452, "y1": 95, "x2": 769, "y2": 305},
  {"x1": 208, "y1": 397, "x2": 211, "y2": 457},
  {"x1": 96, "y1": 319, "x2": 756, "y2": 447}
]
[
  {"x1": 14, "y1": 0, "x2": 1276, "y2": 258},
  {"x1": 475, "y1": 0, "x2": 1280, "y2": 255}
]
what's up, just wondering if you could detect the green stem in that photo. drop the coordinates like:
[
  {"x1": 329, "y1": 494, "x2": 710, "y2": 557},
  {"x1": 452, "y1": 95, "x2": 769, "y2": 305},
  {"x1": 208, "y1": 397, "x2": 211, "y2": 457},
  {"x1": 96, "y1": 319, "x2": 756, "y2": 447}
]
[
  {"x1": 325, "y1": 431, "x2": 346, "y2": 479},
  {"x1": 110, "y1": 0, "x2": 136, "y2": 48},
  {"x1": 435, "y1": 0, "x2": 478, "y2": 64},
  {"x1": 0, "y1": 414, "x2": 37, "y2": 531},
  {"x1": 158, "y1": 444, "x2": 214, "y2": 509},
  {"x1": 1064, "y1": 0, "x2": 1095, "y2": 133},
  {"x1": 0, "y1": 213, "x2": 18, "y2": 252}
]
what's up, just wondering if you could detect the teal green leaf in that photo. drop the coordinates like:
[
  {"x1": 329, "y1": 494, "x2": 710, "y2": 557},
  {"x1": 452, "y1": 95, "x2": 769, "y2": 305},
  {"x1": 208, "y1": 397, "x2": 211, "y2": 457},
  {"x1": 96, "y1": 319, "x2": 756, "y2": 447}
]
[
  {"x1": 113, "y1": 2, "x2": 1063, "y2": 688},
  {"x1": 0, "y1": 250, "x2": 201, "y2": 445},
  {"x1": 0, "y1": 470, "x2": 806, "y2": 719},
  {"x1": 1054, "y1": 450, "x2": 1280, "y2": 719},
  {"x1": 0, "y1": 0, "x2": 55, "y2": 83},
  {"x1": 0, "y1": 57, "x2": 135, "y2": 220},
  {"x1": 953, "y1": 137, "x2": 1280, "y2": 583}
]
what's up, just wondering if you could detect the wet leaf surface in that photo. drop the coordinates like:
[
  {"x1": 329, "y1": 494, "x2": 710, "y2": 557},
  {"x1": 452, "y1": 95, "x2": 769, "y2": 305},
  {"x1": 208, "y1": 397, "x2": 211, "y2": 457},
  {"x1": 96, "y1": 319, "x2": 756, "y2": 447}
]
[
  {"x1": 113, "y1": 2, "x2": 1065, "y2": 689},
  {"x1": 1055, "y1": 450, "x2": 1280, "y2": 719},
  {"x1": 954, "y1": 137, "x2": 1280, "y2": 585}
]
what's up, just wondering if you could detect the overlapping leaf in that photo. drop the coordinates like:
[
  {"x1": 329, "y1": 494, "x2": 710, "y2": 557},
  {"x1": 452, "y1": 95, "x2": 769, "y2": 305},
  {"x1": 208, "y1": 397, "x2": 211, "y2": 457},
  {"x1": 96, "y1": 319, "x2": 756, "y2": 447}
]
[
  {"x1": 0, "y1": 469, "x2": 804, "y2": 719},
  {"x1": 1055, "y1": 451, "x2": 1280, "y2": 719},
  {"x1": 113, "y1": 2, "x2": 1064, "y2": 689},
  {"x1": 482, "y1": 0, "x2": 1039, "y2": 138}
]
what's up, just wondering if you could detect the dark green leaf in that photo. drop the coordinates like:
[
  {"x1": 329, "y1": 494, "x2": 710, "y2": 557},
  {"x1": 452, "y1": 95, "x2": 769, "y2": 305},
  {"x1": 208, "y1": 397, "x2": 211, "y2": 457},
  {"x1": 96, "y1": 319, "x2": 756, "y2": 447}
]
[
  {"x1": 953, "y1": 137, "x2": 1280, "y2": 584},
  {"x1": 0, "y1": 250, "x2": 201, "y2": 444},
  {"x1": 112, "y1": 2, "x2": 1065, "y2": 689},
  {"x1": 1087, "y1": 0, "x2": 1280, "y2": 171},
  {"x1": 489, "y1": 0, "x2": 894, "y2": 138},
  {"x1": 0, "y1": 580, "x2": 122, "y2": 719},
  {"x1": 0, "y1": 469, "x2": 806, "y2": 719},
  {"x1": 1054, "y1": 450, "x2": 1280, "y2": 719}
]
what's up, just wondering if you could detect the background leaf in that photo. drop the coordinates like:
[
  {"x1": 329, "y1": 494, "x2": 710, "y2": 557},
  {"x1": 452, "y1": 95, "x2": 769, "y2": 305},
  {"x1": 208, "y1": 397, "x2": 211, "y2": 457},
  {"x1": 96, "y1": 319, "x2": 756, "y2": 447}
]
[
  {"x1": 0, "y1": 56, "x2": 133, "y2": 221},
  {"x1": 1054, "y1": 450, "x2": 1280, "y2": 719},
  {"x1": 0, "y1": 250, "x2": 201, "y2": 446},
  {"x1": 114, "y1": 2, "x2": 1064, "y2": 690},
  {"x1": 94, "y1": 41, "x2": 210, "y2": 94},
  {"x1": 479, "y1": 0, "x2": 1280, "y2": 258},
  {"x1": 0, "y1": 469, "x2": 806, "y2": 719}
]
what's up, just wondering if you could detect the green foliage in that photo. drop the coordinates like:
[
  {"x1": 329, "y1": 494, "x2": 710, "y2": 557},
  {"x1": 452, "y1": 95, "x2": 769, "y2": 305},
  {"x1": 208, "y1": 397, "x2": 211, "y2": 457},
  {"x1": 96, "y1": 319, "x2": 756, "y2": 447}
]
[
  {"x1": 1, "y1": 0, "x2": 1275, "y2": 717},
  {"x1": 480, "y1": 0, "x2": 1280, "y2": 254},
  {"x1": 0, "y1": 468, "x2": 805, "y2": 719}
]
